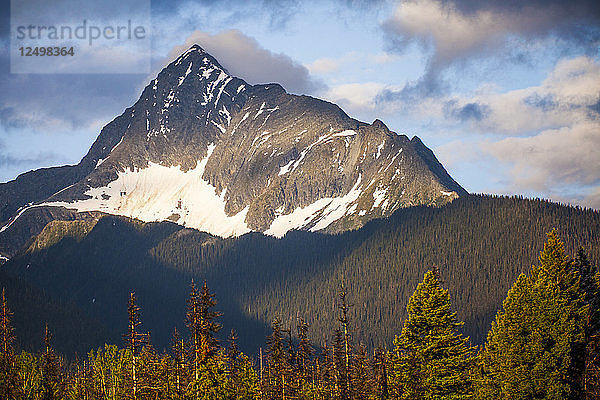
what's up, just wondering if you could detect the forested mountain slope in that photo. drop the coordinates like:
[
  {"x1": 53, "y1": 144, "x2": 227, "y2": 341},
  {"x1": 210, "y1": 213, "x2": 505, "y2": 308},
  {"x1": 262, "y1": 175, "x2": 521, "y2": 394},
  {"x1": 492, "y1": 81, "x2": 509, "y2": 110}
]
[{"x1": 1, "y1": 194, "x2": 598, "y2": 356}]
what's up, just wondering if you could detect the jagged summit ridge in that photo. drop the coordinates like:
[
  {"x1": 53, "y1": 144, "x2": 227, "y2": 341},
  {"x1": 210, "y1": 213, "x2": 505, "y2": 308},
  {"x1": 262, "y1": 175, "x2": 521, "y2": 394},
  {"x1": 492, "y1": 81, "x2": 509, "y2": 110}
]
[{"x1": 0, "y1": 45, "x2": 466, "y2": 253}]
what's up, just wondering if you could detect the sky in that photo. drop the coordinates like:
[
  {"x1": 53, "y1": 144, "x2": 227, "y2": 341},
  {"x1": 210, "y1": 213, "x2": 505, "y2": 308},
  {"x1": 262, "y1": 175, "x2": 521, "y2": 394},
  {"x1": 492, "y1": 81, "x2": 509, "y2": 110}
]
[{"x1": 1, "y1": 0, "x2": 599, "y2": 208}]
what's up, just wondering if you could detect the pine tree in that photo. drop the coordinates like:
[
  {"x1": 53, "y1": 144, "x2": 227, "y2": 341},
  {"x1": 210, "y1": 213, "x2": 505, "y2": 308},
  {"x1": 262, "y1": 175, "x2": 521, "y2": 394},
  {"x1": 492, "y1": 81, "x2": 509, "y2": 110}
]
[
  {"x1": 573, "y1": 247, "x2": 600, "y2": 399},
  {"x1": 185, "y1": 280, "x2": 227, "y2": 400},
  {"x1": 123, "y1": 292, "x2": 148, "y2": 400},
  {"x1": 296, "y1": 318, "x2": 313, "y2": 398},
  {"x1": 476, "y1": 230, "x2": 588, "y2": 399},
  {"x1": 186, "y1": 280, "x2": 222, "y2": 384},
  {"x1": 41, "y1": 324, "x2": 64, "y2": 400},
  {"x1": 171, "y1": 327, "x2": 187, "y2": 400},
  {"x1": 0, "y1": 288, "x2": 14, "y2": 356},
  {"x1": 338, "y1": 285, "x2": 352, "y2": 398},
  {"x1": 332, "y1": 328, "x2": 348, "y2": 399},
  {"x1": 372, "y1": 346, "x2": 389, "y2": 400},
  {"x1": 350, "y1": 343, "x2": 370, "y2": 400},
  {"x1": 284, "y1": 326, "x2": 299, "y2": 398},
  {"x1": 265, "y1": 318, "x2": 287, "y2": 400},
  {"x1": 223, "y1": 329, "x2": 260, "y2": 400},
  {"x1": 315, "y1": 342, "x2": 335, "y2": 400},
  {"x1": 227, "y1": 329, "x2": 240, "y2": 374},
  {"x1": 390, "y1": 268, "x2": 475, "y2": 399},
  {"x1": 0, "y1": 287, "x2": 18, "y2": 399}
]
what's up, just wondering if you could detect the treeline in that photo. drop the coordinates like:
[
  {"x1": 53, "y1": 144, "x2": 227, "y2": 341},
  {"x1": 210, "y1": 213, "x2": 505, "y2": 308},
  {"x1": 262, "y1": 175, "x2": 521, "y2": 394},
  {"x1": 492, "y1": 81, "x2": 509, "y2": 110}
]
[{"x1": 1, "y1": 230, "x2": 598, "y2": 399}]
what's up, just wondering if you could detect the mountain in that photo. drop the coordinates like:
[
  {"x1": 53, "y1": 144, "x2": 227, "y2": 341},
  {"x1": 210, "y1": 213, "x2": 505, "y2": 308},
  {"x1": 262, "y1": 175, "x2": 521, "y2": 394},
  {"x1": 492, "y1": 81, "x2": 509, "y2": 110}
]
[
  {"x1": 0, "y1": 45, "x2": 465, "y2": 259},
  {"x1": 2, "y1": 194, "x2": 599, "y2": 356}
]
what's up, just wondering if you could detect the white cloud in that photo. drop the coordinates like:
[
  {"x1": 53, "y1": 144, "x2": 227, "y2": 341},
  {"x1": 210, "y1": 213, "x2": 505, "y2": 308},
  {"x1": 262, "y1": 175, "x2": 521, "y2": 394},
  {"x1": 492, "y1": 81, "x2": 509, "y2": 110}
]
[
  {"x1": 323, "y1": 82, "x2": 387, "y2": 114},
  {"x1": 306, "y1": 58, "x2": 341, "y2": 74},
  {"x1": 582, "y1": 186, "x2": 600, "y2": 209},
  {"x1": 371, "y1": 53, "x2": 397, "y2": 64},
  {"x1": 306, "y1": 51, "x2": 400, "y2": 75},
  {"x1": 483, "y1": 123, "x2": 600, "y2": 192},
  {"x1": 416, "y1": 56, "x2": 600, "y2": 209},
  {"x1": 450, "y1": 56, "x2": 600, "y2": 135},
  {"x1": 376, "y1": 56, "x2": 600, "y2": 135}
]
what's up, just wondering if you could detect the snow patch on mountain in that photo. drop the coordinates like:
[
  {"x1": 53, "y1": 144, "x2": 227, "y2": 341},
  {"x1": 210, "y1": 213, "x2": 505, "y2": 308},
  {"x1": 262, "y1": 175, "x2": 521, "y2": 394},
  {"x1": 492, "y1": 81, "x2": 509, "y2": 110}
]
[
  {"x1": 0, "y1": 205, "x2": 43, "y2": 233},
  {"x1": 43, "y1": 145, "x2": 251, "y2": 238},
  {"x1": 265, "y1": 174, "x2": 363, "y2": 238},
  {"x1": 372, "y1": 186, "x2": 388, "y2": 209}
]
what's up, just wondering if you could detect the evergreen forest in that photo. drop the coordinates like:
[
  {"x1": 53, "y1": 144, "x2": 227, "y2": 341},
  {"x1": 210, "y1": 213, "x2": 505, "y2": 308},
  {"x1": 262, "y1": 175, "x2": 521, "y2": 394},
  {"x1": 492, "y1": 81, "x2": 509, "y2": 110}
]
[{"x1": 0, "y1": 229, "x2": 598, "y2": 399}]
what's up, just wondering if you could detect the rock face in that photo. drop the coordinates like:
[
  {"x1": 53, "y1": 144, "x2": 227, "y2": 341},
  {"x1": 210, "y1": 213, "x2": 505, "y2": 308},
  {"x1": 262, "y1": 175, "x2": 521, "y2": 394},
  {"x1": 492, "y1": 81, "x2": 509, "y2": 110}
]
[{"x1": 0, "y1": 45, "x2": 466, "y2": 256}]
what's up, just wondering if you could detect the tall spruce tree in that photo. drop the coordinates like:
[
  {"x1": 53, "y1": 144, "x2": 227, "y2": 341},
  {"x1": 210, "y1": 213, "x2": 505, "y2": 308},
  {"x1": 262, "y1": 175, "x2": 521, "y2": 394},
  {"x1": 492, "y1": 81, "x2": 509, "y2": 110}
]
[
  {"x1": 265, "y1": 318, "x2": 288, "y2": 400},
  {"x1": 186, "y1": 280, "x2": 222, "y2": 381},
  {"x1": 41, "y1": 324, "x2": 64, "y2": 400},
  {"x1": 338, "y1": 285, "x2": 352, "y2": 398},
  {"x1": 171, "y1": 327, "x2": 187, "y2": 400},
  {"x1": 296, "y1": 318, "x2": 313, "y2": 397},
  {"x1": 123, "y1": 292, "x2": 149, "y2": 400},
  {"x1": 574, "y1": 248, "x2": 600, "y2": 399},
  {"x1": 476, "y1": 230, "x2": 588, "y2": 399},
  {"x1": 390, "y1": 268, "x2": 475, "y2": 400},
  {"x1": 372, "y1": 346, "x2": 389, "y2": 400},
  {"x1": 0, "y1": 287, "x2": 18, "y2": 399},
  {"x1": 185, "y1": 280, "x2": 226, "y2": 399}
]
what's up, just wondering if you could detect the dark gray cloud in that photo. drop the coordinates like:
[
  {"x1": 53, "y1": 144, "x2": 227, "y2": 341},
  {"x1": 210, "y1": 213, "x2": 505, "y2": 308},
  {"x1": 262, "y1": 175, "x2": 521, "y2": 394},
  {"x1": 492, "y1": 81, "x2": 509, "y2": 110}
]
[
  {"x1": 0, "y1": 151, "x2": 63, "y2": 168},
  {"x1": 374, "y1": 69, "x2": 447, "y2": 111},
  {"x1": 0, "y1": 139, "x2": 65, "y2": 168},
  {"x1": 0, "y1": 0, "x2": 149, "y2": 131},
  {"x1": 384, "y1": 0, "x2": 600, "y2": 58},
  {"x1": 381, "y1": 0, "x2": 600, "y2": 101},
  {"x1": 453, "y1": 102, "x2": 489, "y2": 122},
  {"x1": 0, "y1": 67, "x2": 146, "y2": 131},
  {"x1": 448, "y1": 0, "x2": 600, "y2": 21},
  {"x1": 523, "y1": 94, "x2": 558, "y2": 112}
]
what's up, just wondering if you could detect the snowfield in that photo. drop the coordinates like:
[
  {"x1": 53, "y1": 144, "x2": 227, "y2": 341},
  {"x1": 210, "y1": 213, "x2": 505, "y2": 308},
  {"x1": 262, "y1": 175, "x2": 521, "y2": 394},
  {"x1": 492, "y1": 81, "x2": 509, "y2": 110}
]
[{"x1": 43, "y1": 144, "x2": 251, "y2": 238}]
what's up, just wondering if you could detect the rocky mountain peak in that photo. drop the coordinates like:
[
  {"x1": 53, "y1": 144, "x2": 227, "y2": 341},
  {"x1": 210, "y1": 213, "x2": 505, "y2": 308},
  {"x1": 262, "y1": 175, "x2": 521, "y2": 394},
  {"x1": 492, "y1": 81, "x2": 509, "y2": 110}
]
[
  {"x1": 371, "y1": 119, "x2": 389, "y2": 131},
  {"x1": 0, "y1": 45, "x2": 467, "y2": 257}
]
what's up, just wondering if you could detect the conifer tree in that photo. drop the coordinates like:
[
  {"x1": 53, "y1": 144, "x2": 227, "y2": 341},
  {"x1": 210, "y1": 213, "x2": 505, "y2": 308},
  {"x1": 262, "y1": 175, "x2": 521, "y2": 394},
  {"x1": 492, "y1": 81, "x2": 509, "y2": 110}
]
[
  {"x1": 390, "y1": 268, "x2": 475, "y2": 399},
  {"x1": 332, "y1": 328, "x2": 348, "y2": 399},
  {"x1": 0, "y1": 288, "x2": 14, "y2": 356},
  {"x1": 573, "y1": 248, "x2": 600, "y2": 399},
  {"x1": 223, "y1": 328, "x2": 260, "y2": 400},
  {"x1": 227, "y1": 329, "x2": 240, "y2": 375},
  {"x1": 186, "y1": 280, "x2": 222, "y2": 385},
  {"x1": 350, "y1": 343, "x2": 370, "y2": 399},
  {"x1": 229, "y1": 349, "x2": 260, "y2": 400},
  {"x1": 0, "y1": 287, "x2": 18, "y2": 399},
  {"x1": 315, "y1": 342, "x2": 335, "y2": 399},
  {"x1": 372, "y1": 346, "x2": 389, "y2": 400},
  {"x1": 285, "y1": 326, "x2": 300, "y2": 398},
  {"x1": 185, "y1": 280, "x2": 228, "y2": 400},
  {"x1": 123, "y1": 292, "x2": 148, "y2": 400},
  {"x1": 171, "y1": 327, "x2": 187, "y2": 400},
  {"x1": 296, "y1": 318, "x2": 313, "y2": 397},
  {"x1": 476, "y1": 230, "x2": 588, "y2": 399},
  {"x1": 265, "y1": 318, "x2": 287, "y2": 400},
  {"x1": 338, "y1": 285, "x2": 352, "y2": 398},
  {"x1": 41, "y1": 324, "x2": 64, "y2": 400}
]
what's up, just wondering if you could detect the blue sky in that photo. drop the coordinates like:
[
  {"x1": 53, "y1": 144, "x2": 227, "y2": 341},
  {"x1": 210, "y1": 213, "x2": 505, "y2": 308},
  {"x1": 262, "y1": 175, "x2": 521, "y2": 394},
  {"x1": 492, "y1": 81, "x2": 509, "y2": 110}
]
[{"x1": 1, "y1": 0, "x2": 599, "y2": 208}]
